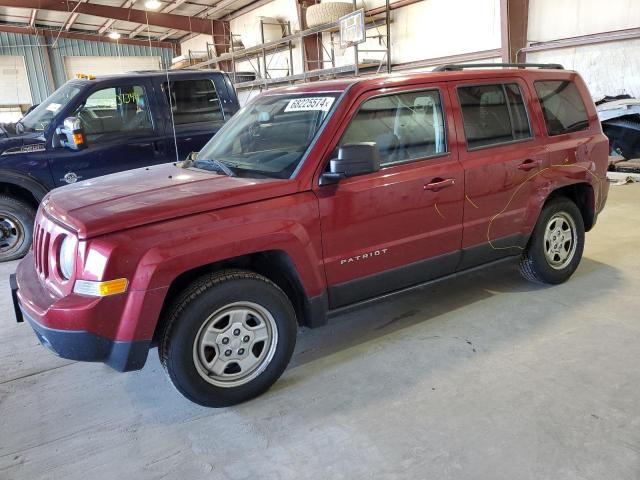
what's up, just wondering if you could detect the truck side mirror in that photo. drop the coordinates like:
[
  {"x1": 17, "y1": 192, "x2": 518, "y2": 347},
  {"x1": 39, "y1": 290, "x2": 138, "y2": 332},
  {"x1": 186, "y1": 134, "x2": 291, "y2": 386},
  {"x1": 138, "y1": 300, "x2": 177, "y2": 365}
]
[
  {"x1": 320, "y1": 142, "x2": 381, "y2": 186},
  {"x1": 56, "y1": 117, "x2": 87, "y2": 151}
]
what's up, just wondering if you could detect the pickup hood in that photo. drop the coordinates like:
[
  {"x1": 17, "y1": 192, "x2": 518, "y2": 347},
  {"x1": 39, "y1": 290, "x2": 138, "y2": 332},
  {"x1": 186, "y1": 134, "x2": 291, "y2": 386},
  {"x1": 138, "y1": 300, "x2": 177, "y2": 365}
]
[
  {"x1": 0, "y1": 132, "x2": 46, "y2": 155},
  {"x1": 43, "y1": 163, "x2": 297, "y2": 239}
]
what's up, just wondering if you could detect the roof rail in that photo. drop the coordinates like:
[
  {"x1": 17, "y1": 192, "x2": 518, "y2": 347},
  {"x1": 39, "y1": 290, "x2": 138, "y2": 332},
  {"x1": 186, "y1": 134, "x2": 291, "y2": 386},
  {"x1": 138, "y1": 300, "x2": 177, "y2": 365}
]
[{"x1": 433, "y1": 63, "x2": 564, "y2": 72}]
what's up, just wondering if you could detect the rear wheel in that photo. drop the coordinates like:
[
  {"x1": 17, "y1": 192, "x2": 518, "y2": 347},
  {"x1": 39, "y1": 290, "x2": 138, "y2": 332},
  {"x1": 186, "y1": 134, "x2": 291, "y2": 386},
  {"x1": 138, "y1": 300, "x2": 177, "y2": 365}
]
[
  {"x1": 519, "y1": 197, "x2": 585, "y2": 284},
  {"x1": 0, "y1": 195, "x2": 35, "y2": 262},
  {"x1": 159, "y1": 270, "x2": 297, "y2": 407}
]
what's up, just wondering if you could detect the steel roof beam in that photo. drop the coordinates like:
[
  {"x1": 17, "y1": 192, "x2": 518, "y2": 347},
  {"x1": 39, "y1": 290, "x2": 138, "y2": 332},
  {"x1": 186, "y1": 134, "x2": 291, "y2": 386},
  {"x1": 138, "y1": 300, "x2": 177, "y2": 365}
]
[{"x1": 0, "y1": 0, "x2": 224, "y2": 35}]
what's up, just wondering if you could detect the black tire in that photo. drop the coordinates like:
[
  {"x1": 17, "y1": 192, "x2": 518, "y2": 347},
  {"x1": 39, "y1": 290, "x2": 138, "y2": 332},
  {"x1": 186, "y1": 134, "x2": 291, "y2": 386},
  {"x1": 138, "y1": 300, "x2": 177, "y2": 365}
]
[
  {"x1": 0, "y1": 195, "x2": 36, "y2": 262},
  {"x1": 159, "y1": 269, "x2": 297, "y2": 407},
  {"x1": 519, "y1": 197, "x2": 585, "y2": 284}
]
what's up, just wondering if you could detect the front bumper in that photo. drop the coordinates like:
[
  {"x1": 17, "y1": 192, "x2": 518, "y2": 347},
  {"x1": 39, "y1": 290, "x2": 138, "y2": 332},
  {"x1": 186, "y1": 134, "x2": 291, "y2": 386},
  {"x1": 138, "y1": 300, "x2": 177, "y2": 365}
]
[
  {"x1": 11, "y1": 252, "x2": 165, "y2": 372},
  {"x1": 16, "y1": 292, "x2": 150, "y2": 371}
]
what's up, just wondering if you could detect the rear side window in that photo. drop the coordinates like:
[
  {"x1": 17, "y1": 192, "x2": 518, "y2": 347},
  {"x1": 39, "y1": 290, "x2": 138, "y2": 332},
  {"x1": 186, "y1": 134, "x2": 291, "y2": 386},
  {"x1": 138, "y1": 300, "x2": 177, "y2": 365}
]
[
  {"x1": 164, "y1": 79, "x2": 223, "y2": 125},
  {"x1": 534, "y1": 80, "x2": 589, "y2": 135},
  {"x1": 458, "y1": 83, "x2": 532, "y2": 149},
  {"x1": 339, "y1": 89, "x2": 447, "y2": 167}
]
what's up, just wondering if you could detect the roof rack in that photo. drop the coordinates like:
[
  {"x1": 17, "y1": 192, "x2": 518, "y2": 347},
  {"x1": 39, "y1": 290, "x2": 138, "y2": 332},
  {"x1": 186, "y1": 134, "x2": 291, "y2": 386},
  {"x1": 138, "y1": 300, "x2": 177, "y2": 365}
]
[{"x1": 433, "y1": 63, "x2": 564, "y2": 72}]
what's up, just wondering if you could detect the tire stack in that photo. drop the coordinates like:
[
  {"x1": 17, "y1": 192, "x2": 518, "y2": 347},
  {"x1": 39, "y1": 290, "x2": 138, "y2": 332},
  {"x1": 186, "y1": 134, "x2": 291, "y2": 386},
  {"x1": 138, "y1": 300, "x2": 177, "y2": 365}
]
[{"x1": 306, "y1": 2, "x2": 354, "y2": 28}]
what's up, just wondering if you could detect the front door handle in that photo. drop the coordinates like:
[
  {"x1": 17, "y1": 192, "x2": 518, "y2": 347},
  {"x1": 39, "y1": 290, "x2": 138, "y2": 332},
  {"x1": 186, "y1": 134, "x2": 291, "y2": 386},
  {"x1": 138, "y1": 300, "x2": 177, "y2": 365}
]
[
  {"x1": 424, "y1": 178, "x2": 455, "y2": 191},
  {"x1": 518, "y1": 159, "x2": 540, "y2": 171}
]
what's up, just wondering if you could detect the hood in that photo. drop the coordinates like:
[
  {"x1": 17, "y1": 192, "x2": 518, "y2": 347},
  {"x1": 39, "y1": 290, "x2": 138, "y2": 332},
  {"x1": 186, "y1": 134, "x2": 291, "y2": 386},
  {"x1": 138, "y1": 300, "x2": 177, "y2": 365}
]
[
  {"x1": 0, "y1": 132, "x2": 46, "y2": 155},
  {"x1": 43, "y1": 163, "x2": 298, "y2": 239}
]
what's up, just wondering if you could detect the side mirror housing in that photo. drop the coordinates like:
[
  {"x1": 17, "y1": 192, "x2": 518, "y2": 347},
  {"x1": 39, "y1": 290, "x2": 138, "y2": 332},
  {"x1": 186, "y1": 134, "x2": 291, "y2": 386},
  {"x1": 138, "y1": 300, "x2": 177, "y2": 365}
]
[
  {"x1": 320, "y1": 142, "x2": 380, "y2": 186},
  {"x1": 55, "y1": 117, "x2": 87, "y2": 151}
]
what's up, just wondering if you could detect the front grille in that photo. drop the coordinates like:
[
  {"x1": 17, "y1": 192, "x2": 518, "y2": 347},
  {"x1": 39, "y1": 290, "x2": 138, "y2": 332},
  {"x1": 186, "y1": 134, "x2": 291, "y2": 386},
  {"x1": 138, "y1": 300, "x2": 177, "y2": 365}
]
[{"x1": 33, "y1": 220, "x2": 51, "y2": 278}]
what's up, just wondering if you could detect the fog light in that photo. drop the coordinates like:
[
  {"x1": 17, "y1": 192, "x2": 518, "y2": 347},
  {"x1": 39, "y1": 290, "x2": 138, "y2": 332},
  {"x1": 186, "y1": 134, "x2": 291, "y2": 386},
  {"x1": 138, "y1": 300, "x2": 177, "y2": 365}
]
[{"x1": 74, "y1": 278, "x2": 128, "y2": 297}]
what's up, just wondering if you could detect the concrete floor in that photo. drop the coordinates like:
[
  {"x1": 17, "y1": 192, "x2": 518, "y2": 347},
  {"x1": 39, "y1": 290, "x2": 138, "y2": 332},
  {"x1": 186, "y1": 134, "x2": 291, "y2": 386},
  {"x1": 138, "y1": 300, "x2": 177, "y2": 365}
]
[{"x1": 1, "y1": 184, "x2": 640, "y2": 480}]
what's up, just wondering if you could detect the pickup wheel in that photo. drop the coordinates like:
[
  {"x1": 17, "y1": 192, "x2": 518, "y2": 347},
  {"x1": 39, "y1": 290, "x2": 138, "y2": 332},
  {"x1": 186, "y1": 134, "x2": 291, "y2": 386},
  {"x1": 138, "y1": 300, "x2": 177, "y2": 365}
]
[
  {"x1": 159, "y1": 270, "x2": 297, "y2": 407},
  {"x1": 0, "y1": 195, "x2": 36, "y2": 262},
  {"x1": 519, "y1": 197, "x2": 585, "y2": 284}
]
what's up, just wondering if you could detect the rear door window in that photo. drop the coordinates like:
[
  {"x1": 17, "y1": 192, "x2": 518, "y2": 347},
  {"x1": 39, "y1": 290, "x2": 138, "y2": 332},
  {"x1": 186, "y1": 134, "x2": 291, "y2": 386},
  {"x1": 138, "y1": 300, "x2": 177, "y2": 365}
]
[
  {"x1": 164, "y1": 79, "x2": 224, "y2": 125},
  {"x1": 339, "y1": 89, "x2": 447, "y2": 167},
  {"x1": 458, "y1": 83, "x2": 532, "y2": 149},
  {"x1": 534, "y1": 80, "x2": 589, "y2": 135}
]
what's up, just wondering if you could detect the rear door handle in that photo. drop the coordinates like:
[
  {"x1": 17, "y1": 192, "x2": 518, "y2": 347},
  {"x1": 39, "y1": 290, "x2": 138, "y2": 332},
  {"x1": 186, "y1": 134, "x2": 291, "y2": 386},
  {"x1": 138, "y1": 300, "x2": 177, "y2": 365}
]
[
  {"x1": 424, "y1": 178, "x2": 455, "y2": 191},
  {"x1": 518, "y1": 159, "x2": 540, "y2": 171}
]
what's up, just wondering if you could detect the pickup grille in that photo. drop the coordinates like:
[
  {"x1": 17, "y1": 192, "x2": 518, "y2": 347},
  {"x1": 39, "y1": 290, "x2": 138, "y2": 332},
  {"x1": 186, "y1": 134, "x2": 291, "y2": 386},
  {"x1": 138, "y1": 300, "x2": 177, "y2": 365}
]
[{"x1": 33, "y1": 220, "x2": 51, "y2": 278}]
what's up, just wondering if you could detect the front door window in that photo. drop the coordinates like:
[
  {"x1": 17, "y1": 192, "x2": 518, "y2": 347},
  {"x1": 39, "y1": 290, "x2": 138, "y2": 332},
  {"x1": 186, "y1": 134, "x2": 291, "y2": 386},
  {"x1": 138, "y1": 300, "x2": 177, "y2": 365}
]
[{"x1": 75, "y1": 85, "x2": 152, "y2": 140}]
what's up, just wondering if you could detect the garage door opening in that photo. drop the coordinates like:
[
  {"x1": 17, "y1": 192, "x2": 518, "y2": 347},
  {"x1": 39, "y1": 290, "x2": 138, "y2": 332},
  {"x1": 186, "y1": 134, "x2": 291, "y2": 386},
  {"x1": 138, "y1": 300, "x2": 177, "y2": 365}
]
[{"x1": 64, "y1": 56, "x2": 162, "y2": 80}]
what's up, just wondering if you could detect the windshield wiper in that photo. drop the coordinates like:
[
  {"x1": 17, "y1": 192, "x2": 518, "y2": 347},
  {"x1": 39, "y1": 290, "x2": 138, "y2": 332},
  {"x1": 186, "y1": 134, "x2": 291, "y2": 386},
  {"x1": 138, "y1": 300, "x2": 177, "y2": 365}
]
[{"x1": 193, "y1": 159, "x2": 237, "y2": 177}]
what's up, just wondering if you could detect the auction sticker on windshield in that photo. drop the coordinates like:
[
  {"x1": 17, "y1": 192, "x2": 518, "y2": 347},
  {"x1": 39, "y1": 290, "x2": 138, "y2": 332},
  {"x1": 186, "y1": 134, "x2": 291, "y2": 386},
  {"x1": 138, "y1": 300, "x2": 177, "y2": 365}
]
[{"x1": 284, "y1": 97, "x2": 335, "y2": 112}]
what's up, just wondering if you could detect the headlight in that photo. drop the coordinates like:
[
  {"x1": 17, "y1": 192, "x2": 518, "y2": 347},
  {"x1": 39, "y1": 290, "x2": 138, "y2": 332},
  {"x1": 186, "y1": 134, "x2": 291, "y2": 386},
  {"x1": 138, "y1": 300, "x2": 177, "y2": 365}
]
[{"x1": 58, "y1": 235, "x2": 75, "y2": 279}]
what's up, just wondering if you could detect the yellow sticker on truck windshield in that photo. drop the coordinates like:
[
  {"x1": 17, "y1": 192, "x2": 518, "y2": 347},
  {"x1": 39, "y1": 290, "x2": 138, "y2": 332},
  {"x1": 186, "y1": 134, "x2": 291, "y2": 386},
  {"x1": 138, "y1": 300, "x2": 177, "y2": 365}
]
[{"x1": 284, "y1": 97, "x2": 335, "y2": 112}]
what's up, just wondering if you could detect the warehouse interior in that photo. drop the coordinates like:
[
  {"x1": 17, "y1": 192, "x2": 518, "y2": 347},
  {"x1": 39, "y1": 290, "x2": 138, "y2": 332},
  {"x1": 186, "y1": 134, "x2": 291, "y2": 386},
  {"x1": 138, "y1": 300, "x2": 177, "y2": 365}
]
[{"x1": 0, "y1": 0, "x2": 639, "y2": 478}]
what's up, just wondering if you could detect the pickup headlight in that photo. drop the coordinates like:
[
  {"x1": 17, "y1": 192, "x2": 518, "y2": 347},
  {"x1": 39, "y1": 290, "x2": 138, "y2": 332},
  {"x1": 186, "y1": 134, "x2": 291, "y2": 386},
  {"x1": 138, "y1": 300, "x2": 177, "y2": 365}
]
[{"x1": 59, "y1": 235, "x2": 75, "y2": 279}]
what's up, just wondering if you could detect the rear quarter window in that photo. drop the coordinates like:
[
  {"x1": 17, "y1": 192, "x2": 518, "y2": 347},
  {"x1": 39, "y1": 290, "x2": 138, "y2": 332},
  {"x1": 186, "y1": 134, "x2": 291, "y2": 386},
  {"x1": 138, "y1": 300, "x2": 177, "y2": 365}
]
[{"x1": 534, "y1": 80, "x2": 589, "y2": 136}]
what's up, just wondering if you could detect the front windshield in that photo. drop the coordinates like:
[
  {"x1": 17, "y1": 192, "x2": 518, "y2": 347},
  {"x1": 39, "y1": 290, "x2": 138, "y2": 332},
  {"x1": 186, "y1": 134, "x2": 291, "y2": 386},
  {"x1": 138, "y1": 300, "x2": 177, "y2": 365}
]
[
  {"x1": 196, "y1": 93, "x2": 340, "y2": 179},
  {"x1": 20, "y1": 82, "x2": 82, "y2": 133}
]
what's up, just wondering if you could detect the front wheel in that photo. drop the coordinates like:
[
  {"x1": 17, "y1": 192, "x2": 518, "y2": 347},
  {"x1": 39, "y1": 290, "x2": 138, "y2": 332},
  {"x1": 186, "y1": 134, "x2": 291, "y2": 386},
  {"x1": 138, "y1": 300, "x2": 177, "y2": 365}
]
[
  {"x1": 0, "y1": 195, "x2": 36, "y2": 262},
  {"x1": 519, "y1": 197, "x2": 585, "y2": 284},
  {"x1": 159, "y1": 270, "x2": 297, "y2": 407}
]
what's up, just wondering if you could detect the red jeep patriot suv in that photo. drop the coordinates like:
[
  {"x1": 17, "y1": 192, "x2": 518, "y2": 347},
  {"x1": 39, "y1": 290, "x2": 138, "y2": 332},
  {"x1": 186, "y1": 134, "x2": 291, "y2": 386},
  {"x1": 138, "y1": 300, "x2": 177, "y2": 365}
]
[{"x1": 12, "y1": 64, "x2": 610, "y2": 407}]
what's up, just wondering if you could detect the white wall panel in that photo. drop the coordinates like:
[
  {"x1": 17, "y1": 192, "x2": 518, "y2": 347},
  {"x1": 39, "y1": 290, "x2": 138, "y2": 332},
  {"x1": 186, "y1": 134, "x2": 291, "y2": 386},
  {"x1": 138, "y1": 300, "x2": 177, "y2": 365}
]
[
  {"x1": 181, "y1": 34, "x2": 213, "y2": 53},
  {"x1": 64, "y1": 55, "x2": 161, "y2": 79},
  {"x1": 230, "y1": 0, "x2": 303, "y2": 79},
  {"x1": 330, "y1": 0, "x2": 500, "y2": 69},
  {"x1": 392, "y1": 0, "x2": 500, "y2": 64},
  {"x1": 0, "y1": 56, "x2": 31, "y2": 105},
  {"x1": 529, "y1": 0, "x2": 640, "y2": 41}
]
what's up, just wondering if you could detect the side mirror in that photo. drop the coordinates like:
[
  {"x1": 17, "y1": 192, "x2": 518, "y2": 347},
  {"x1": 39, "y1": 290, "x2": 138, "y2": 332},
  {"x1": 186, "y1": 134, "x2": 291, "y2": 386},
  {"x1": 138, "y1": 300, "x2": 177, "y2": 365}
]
[
  {"x1": 320, "y1": 142, "x2": 380, "y2": 186},
  {"x1": 55, "y1": 117, "x2": 87, "y2": 151}
]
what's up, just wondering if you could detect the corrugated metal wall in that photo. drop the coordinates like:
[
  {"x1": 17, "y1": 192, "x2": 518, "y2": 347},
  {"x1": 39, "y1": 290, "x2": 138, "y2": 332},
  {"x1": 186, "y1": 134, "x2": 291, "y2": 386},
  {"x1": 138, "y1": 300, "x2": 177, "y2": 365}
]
[
  {"x1": 0, "y1": 31, "x2": 173, "y2": 105},
  {"x1": 0, "y1": 32, "x2": 53, "y2": 104}
]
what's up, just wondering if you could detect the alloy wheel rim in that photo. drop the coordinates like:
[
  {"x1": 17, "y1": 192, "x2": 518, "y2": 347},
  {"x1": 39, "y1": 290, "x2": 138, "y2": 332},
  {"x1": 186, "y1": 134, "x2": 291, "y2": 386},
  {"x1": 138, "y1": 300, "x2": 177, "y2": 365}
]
[
  {"x1": 0, "y1": 214, "x2": 24, "y2": 255},
  {"x1": 543, "y1": 212, "x2": 577, "y2": 270},
  {"x1": 193, "y1": 301, "x2": 278, "y2": 388}
]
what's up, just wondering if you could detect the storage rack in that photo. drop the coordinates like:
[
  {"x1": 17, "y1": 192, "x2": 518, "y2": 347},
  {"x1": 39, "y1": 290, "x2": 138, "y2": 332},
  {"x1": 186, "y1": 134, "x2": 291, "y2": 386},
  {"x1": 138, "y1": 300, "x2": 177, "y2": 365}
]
[{"x1": 185, "y1": 0, "x2": 391, "y2": 91}]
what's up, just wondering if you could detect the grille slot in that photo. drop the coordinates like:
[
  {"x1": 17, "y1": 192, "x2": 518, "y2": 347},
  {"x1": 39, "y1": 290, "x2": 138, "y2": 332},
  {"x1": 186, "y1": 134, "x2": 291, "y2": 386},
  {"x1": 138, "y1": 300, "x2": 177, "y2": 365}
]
[
  {"x1": 33, "y1": 221, "x2": 51, "y2": 278},
  {"x1": 41, "y1": 230, "x2": 51, "y2": 277},
  {"x1": 33, "y1": 223, "x2": 41, "y2": 273}
]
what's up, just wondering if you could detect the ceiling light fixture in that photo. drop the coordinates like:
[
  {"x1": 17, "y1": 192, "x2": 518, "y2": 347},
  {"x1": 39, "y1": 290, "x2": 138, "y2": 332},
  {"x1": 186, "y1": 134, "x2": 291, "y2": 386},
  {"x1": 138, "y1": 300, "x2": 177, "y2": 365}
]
[
  {"x1": 108, "y1": 31, "x2": 121, "y2": 40},
  {"x1": 145, "y1": 0, "x2": 162, "y2": 10}
]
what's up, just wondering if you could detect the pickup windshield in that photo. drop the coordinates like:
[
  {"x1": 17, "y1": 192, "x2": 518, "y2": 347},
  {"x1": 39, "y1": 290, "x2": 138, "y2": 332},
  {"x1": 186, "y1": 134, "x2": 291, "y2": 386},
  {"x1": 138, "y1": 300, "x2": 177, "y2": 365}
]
[
  {"x1": 196, "y1": 93, "x2": 340, "y2": 178},
  {"x1": 19, "y1": 83, "x2": 82, "y2": 133}
]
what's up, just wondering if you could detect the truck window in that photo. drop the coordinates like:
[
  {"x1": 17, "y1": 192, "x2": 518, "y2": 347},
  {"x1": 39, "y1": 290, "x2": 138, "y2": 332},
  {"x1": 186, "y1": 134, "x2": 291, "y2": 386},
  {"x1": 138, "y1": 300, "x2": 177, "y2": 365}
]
[
  {"x1": 164, "y1": 79, "x2": 223, "y2": 125},
  {"x1": 19, "y1": 82, "x2": 82, "y2": 132},
  {"x1": 534, "y1": 80, "x2": 589, "y2": 136},
  {"x1": 339, "y1": 89, "x2": 447, "y2": 167},
  {"x1": 74, "y1": 85, "x2": 152, "y2": 138},
  {"x1": 458, "y1": 83, "x2": 532, "y2": 149}
]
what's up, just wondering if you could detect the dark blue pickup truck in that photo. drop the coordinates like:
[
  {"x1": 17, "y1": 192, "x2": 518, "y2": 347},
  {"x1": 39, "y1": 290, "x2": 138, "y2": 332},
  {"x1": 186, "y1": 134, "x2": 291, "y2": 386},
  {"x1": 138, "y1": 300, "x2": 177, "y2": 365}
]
[{"x1": 0, "y1": 69, "x2": 239, "y2": 261}]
